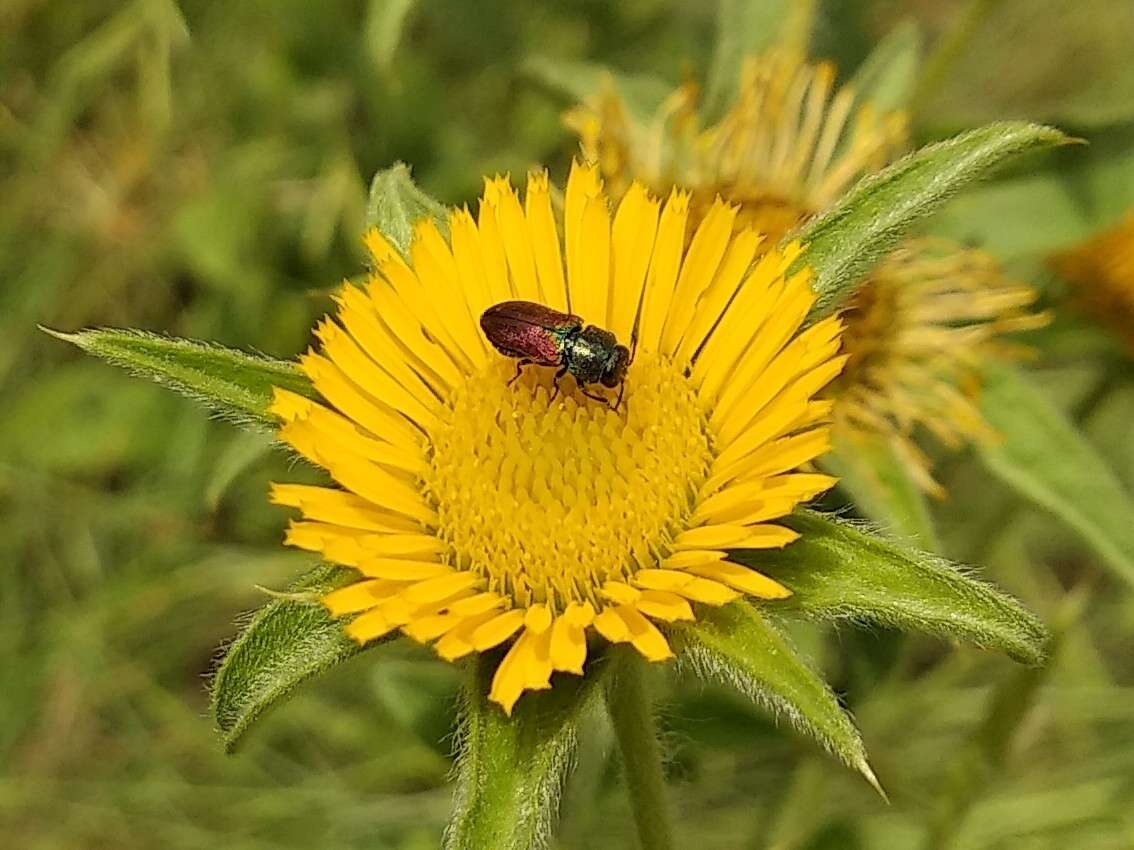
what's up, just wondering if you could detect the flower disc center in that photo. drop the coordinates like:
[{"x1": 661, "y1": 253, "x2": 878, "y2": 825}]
[{"x1": 424, "y1": 355, "x2": 713, "y2": 612}]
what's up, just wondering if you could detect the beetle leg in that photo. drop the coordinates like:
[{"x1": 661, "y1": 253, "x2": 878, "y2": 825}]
[
  {"x1": 580, "y1": 386, "x2": 610, "y2": 407},
  {"x1": 612, "y1": 381, "x2": 626, "y2": 411},
  {"x1": 508, "y1": 359, "x2": 532, "y2": 387},
  {"x1": 549, "y1": 364, "x2": 569, "y2": 403}
]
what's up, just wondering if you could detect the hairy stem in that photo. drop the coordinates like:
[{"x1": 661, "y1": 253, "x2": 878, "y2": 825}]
[{"x1": 605, "y1": 649, "x2": 675, "y2": 850}]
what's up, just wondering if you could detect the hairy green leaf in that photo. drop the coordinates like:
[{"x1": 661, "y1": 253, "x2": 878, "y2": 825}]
[
  {"x1": 445, "y1": 655, "x2": 604, "y2": 850},
  {"x1": 821, "y1": 433, "x2": 940, "y2": 551},
  {"x1": 45, "y1": 327, "x2": 313, "y2": 429},
  {"x1": 703, "y1": 0, "x2": 815, "y2": 123},
  {"x1": 791, "y1": 122, "x2": 1069, "y2": 320},
  {"x1": 848, "y1": 20, "x2": 923, "y2": 113},
  {"x1": 366, "y1": 162, "x2": 450, "y2": 259},
  {"x1": 211, "y1": 564, "x2": 361, "y2": 752},
  {"x1": 978, "y1": 362, "x2": 1134, "y2": 587},
  {"x1": 735, "y1": 511, "x2": 1049, "y2": 665},
  {"x1": 672, "y1": 603, "x2": 880, "y2": 791}
]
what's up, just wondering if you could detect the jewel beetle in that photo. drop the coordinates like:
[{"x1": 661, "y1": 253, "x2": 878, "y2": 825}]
[{"x1": 479, "y1": 300, "x2": 632, "y2": 408}]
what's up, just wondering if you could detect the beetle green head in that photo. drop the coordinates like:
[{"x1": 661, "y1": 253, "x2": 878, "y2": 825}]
[{"x1": 600, "y1": 343, "x2": 632, "y2": 388}]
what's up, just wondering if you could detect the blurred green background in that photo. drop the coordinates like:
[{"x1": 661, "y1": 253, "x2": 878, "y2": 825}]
[{"x1": 3, "y1": 1, "x2": 1134, "y2": 848}]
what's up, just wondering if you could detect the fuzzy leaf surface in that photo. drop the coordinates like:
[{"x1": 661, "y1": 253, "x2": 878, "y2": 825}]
[
  {"x1": 211, "y1": 564, "x2": 361, "y2": 752},
  {"x1": 672, "y1": 603, "x2": 878, "y2": 789},
  {"x1": 735, "y1": 511, "x2": 1049, "y2": 665},
  {"x1": 366, "y1": 162, "x2": 450, "y2": 259},
  {"x1": 445, "y1": 656, "x2": 603, "y2": 850},
  {"x1": 978, "y1": 362, "x2": 1134, "y2": 587},
  {"x1": 47, "y1": 327, "x2": 313, "y2": 429},
  {"x1": 791, "y1": 122, "x2": 1068, "y2": 320}
]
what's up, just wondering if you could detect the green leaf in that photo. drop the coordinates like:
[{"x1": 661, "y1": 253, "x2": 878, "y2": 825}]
[
  {"x1": 211, "y1": 564, "x2": 362, "y2": 752},
  {"x1": 848, "y1": 20, "x2": 923, "y2": 113},
  {"x1": 735, "y1": 511, "x2": 1049, "y2": 665},
  {"x1": 791, "y1": 122, "x2": 1069, "y2": 321},
  {"x1": 978, "y1": 362, "x2": 1134, "y2": 588},
  {"x1": 45, "y1": 327, "x2": 313, "y2": 429},
  {"x1": 366, "y1": 162, "x2": 450, "y2": 259},
  {"x1": 445, "y1": 655, "x2": 603, "y2": 850},
  {"x1": 523, "y1": 55, "x2": 672, "y2": 123},
  {"x1": 821, "y1": 433, "x2": 940, "y2": 551},
  {"x1": 671, "y1": 603, "x2": 880, "y2": 791},
  {"x1": 703, "y1": 0, "x2": 815, "y2": 123}
]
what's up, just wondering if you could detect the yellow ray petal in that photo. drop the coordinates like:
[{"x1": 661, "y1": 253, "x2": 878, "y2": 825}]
[
  {"x1": 618, "y1": 605, "x2": 674, "y2": 660},
  {"x1": 411, "y1": 220, "x2": 488, "y2": 367},
  {"x1": 471, "y1": 609, "x2": 525, "y2": 651},
  {"x1": 434, "y1": 610, "x2": 501, "y2": 661},
  {"x1": 299, "y1": 351, "x2": 423, "y2": 453},
  {"x1": 564, "y1": 159, "x2": 603, "y2": 313},
  {"x1": 490, "y1": 177, "x2": 543, "y2": 303},
  {"x1": 401, "y1": 571, "x2": 480, "y2": 605},
  {"x1": 636, "y1": 189, "x2": 689, "y2": 352},
  {"x1": 550, "y1": 612, "x2": 588, "y2": 674},
  {"x1": 630, "y1": 569, "x2": 694, "y2": 592},
  {"x1": 675, "y1": 228, "x2": 761, "y2": 366},
  {"x1": 448, "y1": 206, "x2": 496, "y2": 322},
  {"x1": 673, "y1": 524, "x2": 757, "y2": 550},
  {"x1": 334, "y1": 284, "x2": 446, "y2": 410},
  {"x1": 345, "y1": 608, "x2": 396, "y2": 644},
  {"x1": 601, "y1": 581, "x2": 641, "y2": 605},
  {"x1": 669, "y1": 577, "x2": 740, "y2": 605},
  {"x1": 572, "y1": 194, "x2": 611, "y2": 326},
  {"x1": 490, "y1": 631, "x2": 534, "y2": 715},
  {"x1": 660, "y1": 199, "x2": 737, "y2": 355},
  {"x1": 731, "y1": 524, "x2": 800, "y2": 549},
  {"x1": 593, "y1": 607, "x2": 631, "y2": 643},
  {"x1": 316, "y1": 319, "x2": 441, "y2": 431},
  {"x1": 367, "y1": 276, "x2": 465, "y2": 391},
  {"x1": 270, "y1": 483, "x2": 416, "y2": 533},
  {"x1": 685, "y1": 561, "x2": 792, "y2": 599},
  {"x1": 525, "y1": 170, "x2": 569, "y2": 312},
  {"x1": 356, "y1": 533, "x2": 447, "y2": 558},
  {"x1": 323, "y1": 579, "x2": 399, "y2": 616},
  {"x1": 355, "y1": 557, "x2": 454, "y2": 580},
  {"x1": 609, "y1": 181, "x2": 660, "y2": 342},
  {"x1": 634, "y1": 590, "x2": 695, "y2": 622},
  {"x1": 477, "y1": 190, "x2": 518, "y2": 304}
]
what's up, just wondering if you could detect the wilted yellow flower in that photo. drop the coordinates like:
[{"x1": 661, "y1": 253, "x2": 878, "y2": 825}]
[
  {"x1": 831, "y1": 240, "x2": 1049, "y2": 495},
  {"x1": 1050, "y1": 210, "x2": 1134, "y2": 354},
  {"x1": 566, "y1": 48, "x2": 906, "y2": 242},
  {"x1": 567, "y1": 49, "x2": 1046, "y2": 491},
  {"x1": 270, "y1": 162, "x2": 845, "y2": 713}
]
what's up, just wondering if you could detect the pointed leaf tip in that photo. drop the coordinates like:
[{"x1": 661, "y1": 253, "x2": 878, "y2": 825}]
[
  {"x1": 672, "y1": 603, "x2": 874, "y2": 785},
  {"x1": 45, "y1": 327, "x2": 314, "y2": 430},
  {"x1": 366, "y1": 162, "x2": 450, "y2": 259},
  {"x1": 793, "y1": 121, "x2": 1069, "y2": 321},
  {"x1": 733, "y1": 510, "x2": 1050, "y2": 666}
]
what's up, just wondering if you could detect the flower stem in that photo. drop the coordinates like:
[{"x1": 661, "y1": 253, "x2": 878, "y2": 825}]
[{"x1": 605, "y1": 648, "x2": 676, "y2": 850}]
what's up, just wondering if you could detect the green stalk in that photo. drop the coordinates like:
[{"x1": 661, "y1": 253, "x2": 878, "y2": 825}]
[{"x1": 605, "y1": 648, "x2": 675, "y2": 850}]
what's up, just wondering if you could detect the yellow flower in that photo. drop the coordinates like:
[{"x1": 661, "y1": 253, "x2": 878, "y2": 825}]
[
  {"x1": 566, "y1": 48, "x2": 906, "y2": 242},
  {"x1": 567, "y1": 48, "x2": 1046, "y2": 491},
  {"x1": 831, "y1": 239, "x2": 1049, "y2": 495},
  {"x1": 269, "y1": 161, "x2": 845, "y2": 713},
  {"x1": 1050, "y1": 210, "x2": 1134, "y2": 355}
]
